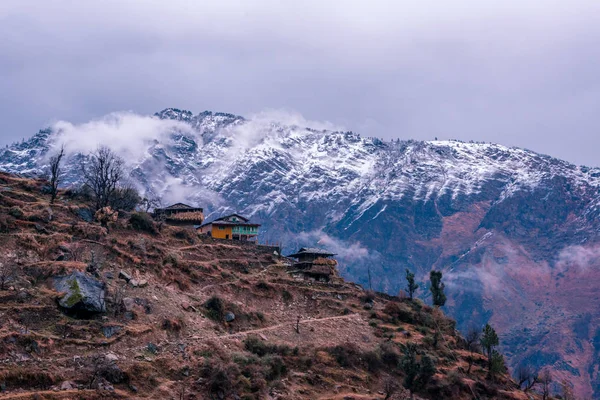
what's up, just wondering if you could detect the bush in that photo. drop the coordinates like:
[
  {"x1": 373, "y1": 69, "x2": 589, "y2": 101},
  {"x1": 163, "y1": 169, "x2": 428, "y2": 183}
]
[
  {"x1": 129, "y1": 212, "x2": 157, "y2": 234},
  {"x1": 162, "y1": 317, "x2": 184, "y2": 332},
  {"x1": 244, "y1": 336, "x2": 291, "y2": 357},
  {"x1": 173, "y1": 228, "x2": 196, "y2": 244},
  {"x1": 363, "y1": 350, "x2": 383, "y2": 372},
  {"x1": 383, "y1": 302, "x2": 415, "y2": 324},
  {"x1": 380, "y1": 342, "x2": 400, "y2": 367},
  {"x1": 109, "y1": 187, "x2": 141, "y2": 212},
  {"x1": 8, "y1": 206, "x2": 24, "y2": 219},
  {"x1": 262, "y1": 355, "x2": 287, "y2": 381},
  {"x1": 282, "y1": 290, "x2": 293, "y2": 303},
  {"x1": 201, "y1": 361, "x2": 240, "y2": 398},
  {"x1": 204, "y1": 296, "x2": 225, "y2": 321},
  {"x1": 328, "y1": 342, "x2": 362, "y2": 368},
  {"x1": 255, "y1": 281, "x2": 272, "y2": 291}
]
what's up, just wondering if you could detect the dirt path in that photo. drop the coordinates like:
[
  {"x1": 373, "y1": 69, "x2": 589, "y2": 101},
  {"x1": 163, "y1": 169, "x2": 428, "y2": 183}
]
[{"x1": 191, "y1": 313, "x2": 362, "y2": 340}]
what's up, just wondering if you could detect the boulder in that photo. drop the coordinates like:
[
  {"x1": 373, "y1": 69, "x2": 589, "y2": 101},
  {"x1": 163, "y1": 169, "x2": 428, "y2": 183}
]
[
  {"x1": 118, "y1": 270, "x2": 132, "y2": 282},
  {"x1": 54, "y1": 272, "x2": 106, "y2": 314},
  {"x1": 225, "y1": 312, "x2": 236, "y2": 322},
  {"x1": 122, "y1": 297, "x2": 136, "y2": 312},
  {"x1": 60, "y1": 381, "x2": 75, "y2": 390}
]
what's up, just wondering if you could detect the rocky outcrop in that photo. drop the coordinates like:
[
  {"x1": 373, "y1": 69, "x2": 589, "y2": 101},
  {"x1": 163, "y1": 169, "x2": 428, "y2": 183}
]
[{"x1": 54, "y1": 271, "x2": 106, "y2": 314}]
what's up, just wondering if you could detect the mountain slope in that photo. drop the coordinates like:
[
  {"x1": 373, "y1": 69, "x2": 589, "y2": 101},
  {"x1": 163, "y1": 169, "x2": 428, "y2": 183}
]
[
  {"x1": 0, "y1": 171, "x2": 528, "y2": 399},
  {"x1": 1, "y1": 108, "x2": 599, "y2": 397}
]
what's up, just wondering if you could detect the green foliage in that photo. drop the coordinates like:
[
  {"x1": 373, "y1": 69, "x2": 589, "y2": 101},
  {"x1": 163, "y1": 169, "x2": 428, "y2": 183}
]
[
  {"x1": 129, "y1": 212, "x2": 157, "y2": 234},
  {"x1": 8, "y1": 206, "x2": 24, "y2": 219},
  {"x1": 405, "y1": 268, "x2": 419, "y2": 300},
  {"x1": 108, "y1": 187, "x2": 141, "y2": 212},
  {"x1": 480, "y1": 324, "x2": 499, "y2": 360},
  {"x1": 429, "y1": 270, "x2": 446, "y2": 307},
  {"x1": 243, "y1": 336, "x2": 291, "y2": 357},
  {"x1": 401, "y1": 342, "x2": 436, "y2": 395},
  {"x1": 204, "y1": 296, "x2": 225, "y2": 321},
  {"x1": 489, "y1": 350, "x2": 506, "y2": 380}
]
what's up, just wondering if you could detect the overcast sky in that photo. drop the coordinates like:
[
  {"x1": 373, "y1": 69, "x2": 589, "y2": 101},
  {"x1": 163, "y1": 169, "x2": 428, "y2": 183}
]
[{"x1": 1, "y1": 0, "x2": 600, "y2": 166}]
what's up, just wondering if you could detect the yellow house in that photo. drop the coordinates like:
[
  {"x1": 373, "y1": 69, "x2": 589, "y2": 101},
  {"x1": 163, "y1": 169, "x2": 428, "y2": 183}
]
[{"x1": 197, "y1": 214, "x2": 260, "y2": 241}]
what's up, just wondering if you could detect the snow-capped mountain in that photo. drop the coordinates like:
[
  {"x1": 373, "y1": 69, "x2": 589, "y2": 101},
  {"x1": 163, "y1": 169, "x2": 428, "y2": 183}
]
[{"x1": 2, "y1": 108, "x2": 600, "y2": 397}]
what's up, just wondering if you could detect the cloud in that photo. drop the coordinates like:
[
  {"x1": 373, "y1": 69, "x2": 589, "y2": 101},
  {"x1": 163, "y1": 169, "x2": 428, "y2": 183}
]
[
  {"x1": 295, "y1": 229, "x2": 376, "y2": 262},
  {"x1": 51, "y1": 112, "x2": 196, "y2": 161},
  {"x1": 2, "y1": 0, "x2": 600, "y2": 166},
  {"x1": 555, "y1": 245, "x2": 600, "y2": 273}
]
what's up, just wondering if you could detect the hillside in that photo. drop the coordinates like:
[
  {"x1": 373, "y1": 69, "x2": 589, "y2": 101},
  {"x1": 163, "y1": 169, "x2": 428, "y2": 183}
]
[
  {"x1": 0, "y1": 172, "x2": 532, "y2": 399},
  {"x1": 1, "y1": 108, "x2": 598, "y2": 397}
]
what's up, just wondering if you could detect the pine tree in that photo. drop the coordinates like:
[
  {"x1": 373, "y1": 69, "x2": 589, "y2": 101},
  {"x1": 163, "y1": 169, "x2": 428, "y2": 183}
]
[
  {"x1": 405, "y1": 268, "x2": 419, "y2": 300},
  {"x1": 480, "y1": 324, "x2": 499, "y2": 376},
  {"x1": 429, "y1": 270, "x2": 446, "y2": 307}
]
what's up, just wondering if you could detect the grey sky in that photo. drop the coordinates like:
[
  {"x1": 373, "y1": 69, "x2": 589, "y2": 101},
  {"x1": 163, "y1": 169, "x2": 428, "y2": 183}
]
[{"x1": 1, "y1": 0, "x2": 600, "y2": 166}]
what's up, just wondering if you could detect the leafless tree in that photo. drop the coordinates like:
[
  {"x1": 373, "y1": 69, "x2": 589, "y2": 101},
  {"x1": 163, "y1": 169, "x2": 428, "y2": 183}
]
[
  {"x1": 140, "y1": 195, "x2": 161, "y2": 213},
  {"x1": 538, "y1": 369, "x2": 552, "y2": 400},
  {"x1": 48, "y1": 145, "x2": 65, "y2": 204},
  {"x1": 516, "y1": 364, "x2": 538, "y2": 392},
  {"x1": 82, "y1": 146, "x2": 124, "y2": 211},
  {"x1": 294, "y1": 315, "x2": 301, "y2": 334},
  {"x1": 465, "y1": 326, "x2": 481, "y2": 374}
]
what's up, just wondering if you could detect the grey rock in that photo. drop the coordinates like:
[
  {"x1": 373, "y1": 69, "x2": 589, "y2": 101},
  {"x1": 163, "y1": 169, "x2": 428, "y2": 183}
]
[
  {"x1": 122, "y1": 297, "x2": 135, "y2": 312},
  {"x1": 77, "y1": 208, "x2": 93, "y2": 223},
  {"x1": 225, "y1": 312, "x2": 235, "y2": 322},
  {"x1": 54, "y1": 271, "x2": 106, "y2": 314},
  {"x1": 147, "y1": 342, "x2": 159, "y2": 354},
  {"x1": 118, "y1": 270, "x2": 131, "y2": 282}
]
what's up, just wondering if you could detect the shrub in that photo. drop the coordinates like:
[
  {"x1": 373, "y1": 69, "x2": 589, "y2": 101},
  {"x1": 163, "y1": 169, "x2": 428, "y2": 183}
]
[
  {"x1": 262, "y1": 355, "x2": 287, "y2": 381},
  {"x1": 109, "y1": 187, "x2": 141, "y2": 212},
  {"x1": 361, "y1": 290, "x2": 376, "y2": 303},
  {"x1": 363, "y1": 350, "x2": 383, "y2": 372},
  {"x1": 328, "y1": 342, "x2": 362, "y2": 368},
  {"x1": 255, "y1": 281, "x2": 272, "y2": 291},
  {"x1": 204, "y1": 296, "x2": 225, "y2": 321},
  {"x1": 383, "y1": 302, "x2": 415, "y2": 324},
  {"x1": 380, "y1": 342, "x2": 400, "y2": 367},
  {"x1": 201, "y1": 361, "x2": 240, "y2": 398},
  {"x1": 162, "y1": 317, "x2": 184, "y2": 332},
  {"x1": 173, "y1": 228, "x2": 196, "y2": 244},
  {"x1": 129, "y1": 212, "x2": 157, "y2": 234},
  {"x1": 8, "y1": 206, "x2": 24, "y2": 219},
  {"x1": 244, "y1": 337, "x2": 291, "y2": 357},
  {"x1": 282, "y1": 290, "x2": 293, "y2": 303}
]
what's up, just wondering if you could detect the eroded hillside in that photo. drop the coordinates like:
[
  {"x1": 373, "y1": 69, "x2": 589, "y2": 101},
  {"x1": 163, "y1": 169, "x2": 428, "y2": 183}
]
[{"x1": 0, "y1": 172, "x2": 535, "y2": 399}]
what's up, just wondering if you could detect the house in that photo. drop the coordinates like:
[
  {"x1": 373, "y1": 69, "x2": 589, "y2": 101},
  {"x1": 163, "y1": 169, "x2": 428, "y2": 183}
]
[
  {"x1": 153, "y1": 203, "x2": 204, "y2": 226},
  {"x1": 197, "y1": 214, "x2": 260, "y2": 241},
  {"x1": 286, "y1": 247, "x2": 338, "y2": 281}
]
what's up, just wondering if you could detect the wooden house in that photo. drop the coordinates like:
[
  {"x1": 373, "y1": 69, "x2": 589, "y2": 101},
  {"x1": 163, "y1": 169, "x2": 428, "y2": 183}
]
[
  {"x1": 153, "y1": 203, "x2": 204, "y2": 226},
  {"x1": 197, "y1": 214, "x2": 260, "y2": 241},
  {"x1": 286, "y1": 247, "x2": 338, "y2": 281}
]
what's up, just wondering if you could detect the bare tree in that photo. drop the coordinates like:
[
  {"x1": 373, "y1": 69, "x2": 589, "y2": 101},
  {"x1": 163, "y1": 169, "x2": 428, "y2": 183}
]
[
  {"x1": 82, "y1": 146, "x2": 124, "y2": 211},
  {"x1": 538, "y1": 369, "x2": 552, "y2": 400},
  {"x1": 48, "y1": 145, "x2": 65, "y2": 204},
  {"x1": 465, "y1": 326, "x2": 481, "y2": 374},
  {"x1": 140, "y1": 195, "x2": 161, "y2": 213},
  {"x1": 516, "y1": 364, "x2": 538, "y2": 392}
]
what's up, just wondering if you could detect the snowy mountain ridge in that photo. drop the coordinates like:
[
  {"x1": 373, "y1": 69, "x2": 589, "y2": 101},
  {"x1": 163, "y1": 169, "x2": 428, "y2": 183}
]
[{"x1": 3, "y1": 108, "x2": 600, "y2": 397}]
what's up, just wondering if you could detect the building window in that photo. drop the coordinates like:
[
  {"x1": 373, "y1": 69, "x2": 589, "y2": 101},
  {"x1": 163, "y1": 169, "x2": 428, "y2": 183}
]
[{"x1": 219, "y1": 226, "x2": 225, "y2": 230}]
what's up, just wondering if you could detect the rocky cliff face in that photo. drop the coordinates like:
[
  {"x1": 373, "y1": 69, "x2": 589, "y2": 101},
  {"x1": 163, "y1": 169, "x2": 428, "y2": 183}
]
[{"x1": 2, "y1": 108, "x2": 600, "y2": 397}]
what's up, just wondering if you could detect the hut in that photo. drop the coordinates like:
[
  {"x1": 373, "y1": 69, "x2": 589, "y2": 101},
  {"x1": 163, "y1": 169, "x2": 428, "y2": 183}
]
[
  {"x1": 153, "y1": 203, "x2": 204, "y2": 226},
  {"x1": 286, "y1": 248, "x2": 338, "y2": 282}
]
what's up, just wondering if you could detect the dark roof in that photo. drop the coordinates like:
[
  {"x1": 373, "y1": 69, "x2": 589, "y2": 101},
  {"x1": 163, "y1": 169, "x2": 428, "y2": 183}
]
[
  {"x1": 214, "y1": 213, "x2": 250, "y2": 223},
  {"x1": 286, "y1": 247, "x2": 336, "y2": 258},
  {"x1": 166, "y1": 203, "x2": 193, "y2": 209},
  {"x1": 198, "y1": 213, "x2": 259, "y2": 228}
]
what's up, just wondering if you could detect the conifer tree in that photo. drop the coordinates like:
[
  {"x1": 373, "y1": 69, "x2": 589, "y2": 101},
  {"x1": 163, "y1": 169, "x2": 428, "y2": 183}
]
[
  {"x1": 405, "y1": 268, "x2": 419, "y2": 300},
  {"x1": 429, "y1": 270, "x2": 446, "y2": 307}
]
